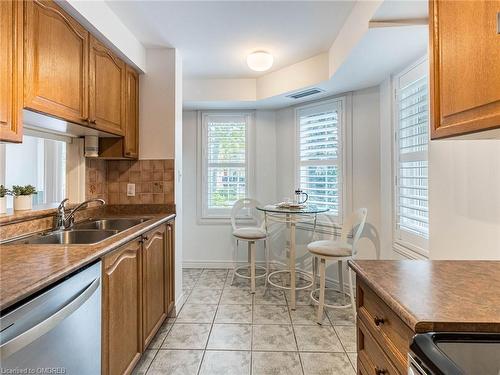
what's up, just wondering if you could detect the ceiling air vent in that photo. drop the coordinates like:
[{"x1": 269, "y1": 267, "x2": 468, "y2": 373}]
[{"x1": 286, "y1": 88, "x2": 325, "y2": 100}]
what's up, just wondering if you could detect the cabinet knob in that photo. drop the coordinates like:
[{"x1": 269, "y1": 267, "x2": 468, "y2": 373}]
[
  {"x1": 89, "y1": 119, "x2": 97, "y2": 125},
  {"x1": 143, "y1": 235, "x2": 149, "y2": 241},
  {"x1": 375, "y1": 367, "x2": 387, "y2": 375},
  {"x1": 374, "y1": 316, "x2": 385, "y2": 326}
]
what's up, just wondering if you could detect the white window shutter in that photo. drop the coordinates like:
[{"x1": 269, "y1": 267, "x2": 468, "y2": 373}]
[
  {"x1": 297, "y1": 102, "x2": 342, "y2": 218},
  {"x1": 201, "y1": 113, "x2": 250, "y2": 218},
  {"x1": 395, "y1": 62, "x2": 429, "y2": 245}
]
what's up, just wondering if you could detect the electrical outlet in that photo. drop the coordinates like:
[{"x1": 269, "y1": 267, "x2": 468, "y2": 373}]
[{"x1": 127, "y1": 183, "x2": 135, "y2": 197}]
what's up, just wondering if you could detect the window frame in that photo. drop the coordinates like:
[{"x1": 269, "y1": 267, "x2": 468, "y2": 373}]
[
  {"x1": 294, "y1": 97, "x2": 348, "y2": 226},
  {"x1": 0, "y1": 130, "x2": 76, "y2": 210},
  {"x1": 197, "y1": 110, "x2": 255, "y2": 223},
  {"x1": 392, "y1": 56, "x2": 430, "y2": 256}
]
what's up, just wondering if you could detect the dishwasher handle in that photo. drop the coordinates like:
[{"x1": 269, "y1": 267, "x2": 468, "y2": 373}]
[{"x1": 0, "y1": 277, "x2": 100, "y2": 361}]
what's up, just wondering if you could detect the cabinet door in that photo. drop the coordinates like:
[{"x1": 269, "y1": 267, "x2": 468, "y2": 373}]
[
  {"x1": 0, "y1": 1, "x2": 23, "y2": 143},
  {"x1": 142, "y1": 225, "x2": 167, "y2": 348},
  {"x1": 165, "y1": 222, "x2": 175, "y2": 314},
  {"x1": 89, "y1": 35, "x2": 125, "y2": 136},
  {"x1": 102, "y1": 239, "x2": 142, "y2": 375},
  {"x1": 24, "y1": 0, "x2": 89, "y2": 126},
  {"x1": 124, "y1": 66, "x2": 139, "y2": 158},
  {"x1": 430, "y1": 0, "x2": 500, "y2": 138}
]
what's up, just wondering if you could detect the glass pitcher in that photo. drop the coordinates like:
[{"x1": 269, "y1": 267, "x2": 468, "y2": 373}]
[{"x1": 294, "y1": 189, "x2": 308, "y2": 205}]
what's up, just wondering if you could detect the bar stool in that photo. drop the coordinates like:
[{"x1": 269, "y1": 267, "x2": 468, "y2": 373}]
[
  {"x1": 230, "y1": 198, "x2": 269, "y2": 293},
  {"x1": 308, "y1": 208, "x2": 367, "y2": 324}
]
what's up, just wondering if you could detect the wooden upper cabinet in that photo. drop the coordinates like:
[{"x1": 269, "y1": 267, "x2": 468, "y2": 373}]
[
  {"x1": 142, "y1": 225, "x2": 167, "y2": 348},
  {"x1": 24, "y1": 0, "x2": 89, "y2": 126},
  {"x1": 430, "y1": 0, "x2": 500, "y2": 138},
  {"x1": 89, "y1": 36, "x2": 125, "y2": 136},
  {"x1": 102, "y1": 239, "x2": 143, "y2": 375},
  {"x1": 0, "y1": 1, "x2": 23, "y2": 143},
  {"x1": 124, "y1": 66, "x2": 139, "y2": 158}
]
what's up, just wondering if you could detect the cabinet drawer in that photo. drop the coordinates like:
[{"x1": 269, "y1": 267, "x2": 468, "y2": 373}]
[
  {"x1": 357, "y1": 279, "x2": 412, "y2": 373},
  {"x1": 358, "y1": 318, "x2": 400, "y2": 375}
]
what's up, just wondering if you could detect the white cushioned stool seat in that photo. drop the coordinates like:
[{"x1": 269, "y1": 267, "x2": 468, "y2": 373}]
[
  {"x1": 307, "y1": 240, "x2": 352, "y2": 257},
  {"x1": 233, "y1": 227, "x2": 267, "y2": 240}
]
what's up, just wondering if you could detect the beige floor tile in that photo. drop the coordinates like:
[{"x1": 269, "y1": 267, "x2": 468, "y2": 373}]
[
  {"x1": 290, "y1": 305, "x2": 328, "y2": 326},
  {"x1": 327, "y1": 308, "x2": 355, "y2": 326},
  {"x1": 162, "y1": 323, "x2": 211, "y2": 349},
  {"x1": 254, "y1": 287, "x2": 287, "y2": 305},
  {"x1": 207, "y1": 324, "x2": 252, "y2": 350},
  {"x1": 252, "y1": 324, "x2": 298, "y2": 352},
  {"x1": 300, "y1": 352, "x2": 355, "y2": 375},
  {"x1": 215, "y1": 304, "x2": 253, "y2": 324},
  {"x1": 131, "y1": 349, "x2": 156, "y2": 375},
  {"x1": 334, "y1": 326, "x2": 357, "y2": 352},
  {"x1": 148, "y1": 323, "x2": 173, "y2": 349},
  {"x1": 293, "y1": 325, "x2": 343, "y2": 352},
  {"x1": 252, "y1": 351, "x2": 303, "y2": 375},
  {"x1": 285, "y1": 289, "x2": 314, "y2": 306},
  {"x1": 186, "y1": 288, "x2": 222, "y2": 304},
  {"x1": 176, "y1": 304, "x2": 217, "y2": 323},
  {"x1": 254, "y1": 305, "x2": 291, "y2": 324},
  {"x1": 199, "y1": 351, "x2": 251, "y2": 375},
  {"x1": 219, "y1": 287, "x2": 253, "y2": 305},
  {"x1": 347, "y1": 352, "x2": 357, "y2": 371},
  {"x1": 147, "y1": 349, "x2": 203, "y2": 375}
]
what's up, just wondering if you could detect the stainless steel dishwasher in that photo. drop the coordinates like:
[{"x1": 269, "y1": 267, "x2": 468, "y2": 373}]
[{"x1": 0, "y1": 261, "x2": 101, "y2": 374}]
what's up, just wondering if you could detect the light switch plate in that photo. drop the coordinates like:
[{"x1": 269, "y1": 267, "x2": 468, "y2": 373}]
[{"x1": 127, "y1": 183, "x2": 135, "y2": 197}]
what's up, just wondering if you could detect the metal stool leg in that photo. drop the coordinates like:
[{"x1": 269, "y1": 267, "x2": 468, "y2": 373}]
[
  {"x1": 230, "y1": 239, "x2": 238, "y2": 286},
  {"x1": 250, "y1": 241, "x2": 256, "y2": 293},
  {"x1": 317, "y1": 258, "x2": 326, "y2": 324},
  {"x1": 264, "y1": 239, "x2": 269, "y2": 288},
  {"x1": 338, "y1": 260, "x2": 344, "y2": 303}
]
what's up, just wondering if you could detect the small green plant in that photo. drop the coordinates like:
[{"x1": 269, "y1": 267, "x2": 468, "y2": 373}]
[
  {"x1": 11, "y1": 185, "x2": 37, "y2": 196},
  {"x1": 0, "y1": 185, "x2": 10, "y2": 198}
]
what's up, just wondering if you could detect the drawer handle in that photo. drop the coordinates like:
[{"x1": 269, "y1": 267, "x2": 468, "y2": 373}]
[
  {"x1": 375, "y1": 367, "x2": 387, "y2": 375},
  {"x1": 374, "y1": 316, "x2": 385, "y2": 326}
]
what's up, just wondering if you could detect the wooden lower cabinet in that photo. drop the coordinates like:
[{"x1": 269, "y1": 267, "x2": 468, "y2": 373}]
[
  {"x1": 142, "y1": 225, "x2": 168, "y2": 348},
  {"x1": 165, "y1": 222, "x2": 175, "y2": 314},
  {"x1": 102, "y1": 221, "x2": 175, "y2": 375},
  {"x1": 356, "y1": 278, "x2": 414, "y2": 375},
  {"x1": 102, "y1": 238, "x2": 143, "y2": 375}
]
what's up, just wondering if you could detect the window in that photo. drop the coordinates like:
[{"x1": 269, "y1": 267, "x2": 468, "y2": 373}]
[
  {"x1": 199, "y1": 112, "x2": 254, "y2": 219},
  {"x1": 296, "y1": 99, "x2": 344, "y2": 220},
  {"x1": 0, "y1": 134, "x2": 67, "y2": 209},
  {"x1": 393, "y1": 58, "x2": 429, "y2": 252}
]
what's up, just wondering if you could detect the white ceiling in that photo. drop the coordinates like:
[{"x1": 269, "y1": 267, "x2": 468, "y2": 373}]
[{"x1": 106, "y1": 1, "x2": 356, "y2": 78}]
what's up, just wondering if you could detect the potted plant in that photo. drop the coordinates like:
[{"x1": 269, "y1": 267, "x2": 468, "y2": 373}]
[
  {"x1": 12, "y1": 185, "x2": 37, "y2": 211},
  {"x1": 0, "y1": 185, "x2": 10, "y2": 214}
]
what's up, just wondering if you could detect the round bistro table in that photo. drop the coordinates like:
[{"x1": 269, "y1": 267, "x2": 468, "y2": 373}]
[{"x1": 257, "y1": 204, "x2": 329, "y2": 310}]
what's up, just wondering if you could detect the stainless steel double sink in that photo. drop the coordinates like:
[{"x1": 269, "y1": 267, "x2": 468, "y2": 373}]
[{"x1": 8, "y1": 218, "x2": 149, "y2": 245}]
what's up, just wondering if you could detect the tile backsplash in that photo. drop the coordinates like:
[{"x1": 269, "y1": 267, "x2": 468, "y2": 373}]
[{"x1": 86, "y1": 159, "x2": 174, "y2": 205}]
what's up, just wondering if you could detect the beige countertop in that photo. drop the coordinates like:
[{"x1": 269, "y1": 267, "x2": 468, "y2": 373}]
[
  {"x1": 349, "y1": 260, "x2": 500, "y2": 333},
  {"x1": 0, "y1": 212, "x2": 175, "y2": 311}
]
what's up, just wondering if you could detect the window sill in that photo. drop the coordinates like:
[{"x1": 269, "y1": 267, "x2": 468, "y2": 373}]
[
  {"x1": 0, "y1": 203, "x2": 63, "y2": 225},
  {"x1": 393, "y1": 241, "x2": 428, "y2": 260}
]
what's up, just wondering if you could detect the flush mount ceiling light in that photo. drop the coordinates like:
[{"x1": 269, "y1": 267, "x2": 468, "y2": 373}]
[{"x1": 247, "y1": 51, "x2": 274, "y2": 72}]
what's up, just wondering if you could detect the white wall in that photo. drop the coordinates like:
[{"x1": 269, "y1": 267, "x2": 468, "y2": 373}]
[
  {"x1": 139, "y1": 49, "x2": 178, "y2": 160},
  {"x1": 182, "y1": 110, "x2": 277, "y2": 268},
  {"x1": 183, "y1": 87, "x2": 382, "y2": 288},
  {"x1": 429, "y1": 141, "x2": 500, "y2": 260},
  {"x1": 61, "y1": 0, "x2": 146, "y2": 72}
]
